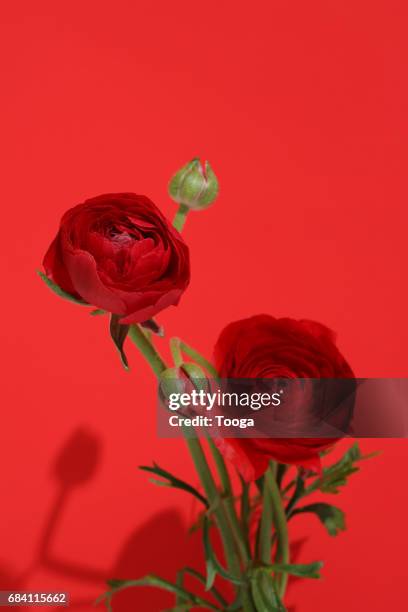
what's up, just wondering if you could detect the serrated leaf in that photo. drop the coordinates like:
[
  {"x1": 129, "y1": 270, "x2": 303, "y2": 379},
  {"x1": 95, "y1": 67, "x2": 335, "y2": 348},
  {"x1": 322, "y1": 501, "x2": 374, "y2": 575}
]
[
  {"x1": 307, "y1": 443, "x2": 375, "y2": 495},
  {"x1": 254, "y1": 561, "x2": 323, "y2": 580},
  {"x1": 99, "y1": 574, "x2": 219, "y2": 611},
  {"x1": 203, "y1": 524, "x2": 217, "y2": 591},
  {"x1": 139, "y1": 463, "x2": 208, "y2": 508},
  {"x1": 292, "y1": 503, "x2": 346, "y2": 536},
  {"x1": 37, "y1": 270, "x2": 88, "y2": 306},
  {"x1": 175, "y1": 567, "x2": 228, "y2": 609},
  {"x1": 109, "y1": 314, "x2": 130, "y2": 370}
]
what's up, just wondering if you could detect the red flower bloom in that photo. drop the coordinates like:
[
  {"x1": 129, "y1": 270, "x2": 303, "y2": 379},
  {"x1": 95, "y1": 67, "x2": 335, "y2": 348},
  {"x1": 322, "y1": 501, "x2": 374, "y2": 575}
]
[
  {"x1": 43, "y1": 193, "x2": 190, "y2": 324},
  {"x1": 214, "y1": 315, "x2": 355, "y2": 480}
]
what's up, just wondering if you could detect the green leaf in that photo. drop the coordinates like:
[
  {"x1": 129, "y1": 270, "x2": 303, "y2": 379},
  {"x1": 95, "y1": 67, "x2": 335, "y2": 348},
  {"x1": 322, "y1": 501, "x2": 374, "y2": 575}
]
[
  {"x1": 98, "y1": 574, "x2": 220, "y2": 611},
  {"x1": 175, "y1": 567, "x2": 227, "y2": 608},
  {"x1": 139, "y1": 463, "x2": 209, "y2": 508},
  {"x1": 292, "y1": 503, "x2": 346, "y2": 536},
  {"x1": 254, "y1": 561, "x2": 323, "y2": 580},
  {"x1": 203, "y1": 519, "x2": 217, "y2": 591},
  {"x1": 307, "y1": 443, "x2": 369, "y2": 495},
  {"x1": 285, "y1": 444, "x2": 378, "y2": 518},
  {"x1": 276, "y1": 463, "x2": 288, "y2": 489},
  {"x1": 37, "y1": 270, "x2": 88, "y2": 306},
  {"x1": 188, "y1": 508, "x2": 213, "y2": 534},
  {"x1": 203, "y1": 516, "x2": 244, "y2": 588},
  {"x1": 319, "y1": 446, "x2": 336, "y2": 457},
  {"x1": 255, "y1": 475, "x2": 265, "y2": 496},
  {"x1": 90, "y1": 308, "x2": 106, "y2": 316},
  {"x1": 106, "y1": 579, "x2": 124, "y2": 589},
  {"x1": 285, "y1": 473, "x2": 306, "y2": 516},
  {"x1": 109, "y1": 314, "x2": 130, "y2": 370}
]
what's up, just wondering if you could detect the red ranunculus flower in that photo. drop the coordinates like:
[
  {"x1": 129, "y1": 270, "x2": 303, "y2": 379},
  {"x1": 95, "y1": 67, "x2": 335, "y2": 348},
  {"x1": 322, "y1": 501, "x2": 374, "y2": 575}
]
[
  {"x1": 214, "y1": 314, "x2": 355, "y2": 480},
  {"x1": 43, "y1": 193, "x2": 190, "y2": 324}
]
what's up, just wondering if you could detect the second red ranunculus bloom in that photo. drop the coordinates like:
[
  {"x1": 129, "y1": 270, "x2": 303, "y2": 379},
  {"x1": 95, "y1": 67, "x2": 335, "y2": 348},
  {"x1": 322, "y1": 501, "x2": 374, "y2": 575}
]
[{"x1": 213, "y1": 314, "x2": 355, "y2": 480}]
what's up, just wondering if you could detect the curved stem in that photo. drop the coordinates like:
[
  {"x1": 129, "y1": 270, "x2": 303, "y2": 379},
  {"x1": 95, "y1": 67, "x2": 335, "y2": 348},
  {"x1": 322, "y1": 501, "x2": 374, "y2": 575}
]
[
  {"x1": 185, "y1": 434, "x2": 241, "y2": 579},
  {"x1": 128, "y1": 324, "x2": 167, "y2": 376},
  {"x1": 241, "y1": 587, "x2": 257, "y2": 612},
  {"x1": 173, "y1": 203, "x2": 189, "y2": 232},
  {"x1": 170, "y1": 337, "x2": 183, "y2": 368},
  {"x1": 101, "y1": 574, "x2": 220, "y2": 611},
  {"x1": 265, "y1": 465, "x2": 290, "y2": 599},
  {"x1": 259, "y1": 467, "x2": 274, "y2": 566},
  {"x1": 207, "y1": 438, "x2": 251, "y2": 566},
  {"x1": 178, "y1": 340, "x2": 219, "y2": 378},
  {"x1": 128, "y1": 326, "x2": 245, "y2": 602}
]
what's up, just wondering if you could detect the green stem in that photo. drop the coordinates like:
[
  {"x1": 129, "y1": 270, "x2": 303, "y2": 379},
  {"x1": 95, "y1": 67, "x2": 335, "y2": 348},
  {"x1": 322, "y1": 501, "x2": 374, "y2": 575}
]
[
  {"x1": 239, "y1": 475, "x2": 251, "y2": 555},
  {"x1": 185, "y1": 434, "x2": 241, "y2": 580},
  {"x1": 186, "y1": 438, "x2": 254, "y2": 609},
  {"x1": 207, "y1": 438, "x2": 251, "y2": 566},
  {"x1": 170, "y1": 337, "x2": 184, "y2": 368},
  {"x1": 128, "y1": 328, "x2": 245, "y2": 604},
  {"x1": 241, "y1": 587, "x2": 257, "y2": 612},
  {"x1": 179, "y1": 340, "x2": 219, "y2": 378},
  {"x1": 128, "y1": 324, "x2": 167, "y2": 376},
  {"x1": 265, "y1": 466, "x2": 290, "y2": 599},
  {"x1": 173, "y1": 203, "x2": 189, "y2": 232},
  {"x1": 259, "y1": 469, "x2": 273, "y2": 566}
]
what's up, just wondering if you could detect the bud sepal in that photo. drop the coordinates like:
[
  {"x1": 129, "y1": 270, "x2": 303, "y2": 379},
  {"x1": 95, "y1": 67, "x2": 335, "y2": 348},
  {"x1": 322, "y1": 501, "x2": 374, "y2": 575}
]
[{"x1": 169, "y1": 158, "x2": 219, "y2": 211}]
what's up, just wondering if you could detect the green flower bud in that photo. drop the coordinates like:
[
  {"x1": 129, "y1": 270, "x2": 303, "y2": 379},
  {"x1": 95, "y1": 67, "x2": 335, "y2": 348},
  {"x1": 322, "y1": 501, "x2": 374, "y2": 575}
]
[
  {"x1": 181, "y1": 362, "x2": 209, "y2": 394},
  {"x1": 159, "y1": 367, "x2": 186, "y2": 399},
  {"x1": 168, "y1": 158, "x2": 219, "y2": 210}
]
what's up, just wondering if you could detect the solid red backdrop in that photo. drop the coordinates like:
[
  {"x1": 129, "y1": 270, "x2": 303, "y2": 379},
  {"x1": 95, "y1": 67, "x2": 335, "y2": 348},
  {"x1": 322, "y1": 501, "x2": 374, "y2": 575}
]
[{"x1": 0, "y1": 1, "x2": 407, "y2": 610}]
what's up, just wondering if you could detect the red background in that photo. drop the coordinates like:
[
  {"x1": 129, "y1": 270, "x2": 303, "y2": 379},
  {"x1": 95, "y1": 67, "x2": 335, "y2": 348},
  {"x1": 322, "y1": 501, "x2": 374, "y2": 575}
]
[{"x1": 1, "y1": 1, "x2": 407, "y2": 610}]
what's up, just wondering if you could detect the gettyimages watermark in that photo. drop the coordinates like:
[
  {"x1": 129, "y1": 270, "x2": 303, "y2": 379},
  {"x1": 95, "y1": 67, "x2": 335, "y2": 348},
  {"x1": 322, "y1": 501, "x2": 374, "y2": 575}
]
[
  {"x1": 157, "y1": 378, "x2": 408, "y2": 438},
  {"x1": 167, "y1": 388, "x2": 283, "y2": 411},
  {"x1": 165, "y1": 386, "x2": 283, "y2": 429}
]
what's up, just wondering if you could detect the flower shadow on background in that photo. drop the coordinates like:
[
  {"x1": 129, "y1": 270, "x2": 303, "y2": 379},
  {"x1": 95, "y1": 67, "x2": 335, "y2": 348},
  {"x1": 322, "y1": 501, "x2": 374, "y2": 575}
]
[{"x1": 0, "y1": 428, "x2": 205, "y2": 611}]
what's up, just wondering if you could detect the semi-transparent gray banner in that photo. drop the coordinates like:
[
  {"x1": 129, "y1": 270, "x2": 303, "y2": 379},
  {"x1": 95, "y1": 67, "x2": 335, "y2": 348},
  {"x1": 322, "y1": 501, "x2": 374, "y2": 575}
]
[{"x1": 157, "y1": 378, "x2": 408, "y2": 438}]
